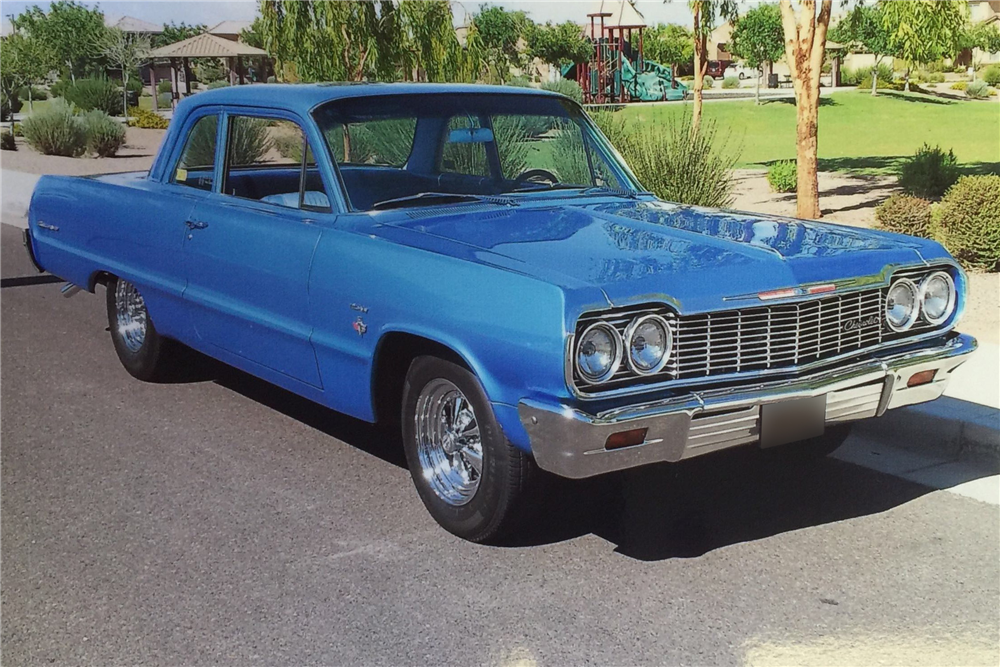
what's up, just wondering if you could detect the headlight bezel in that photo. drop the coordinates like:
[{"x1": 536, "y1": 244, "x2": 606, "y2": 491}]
[
  {"x1": 575, "y1": 321, "x2": 623, "y2": 385},
  {"x1": 918, "y1": 270, "x2": 956, "y2": 326},
  {"x1": 885, "y1": 278, "x2": 920, "y2": 332},
  {"x1": 624, "y1": 313, "x2": 674, "y2": 376}
]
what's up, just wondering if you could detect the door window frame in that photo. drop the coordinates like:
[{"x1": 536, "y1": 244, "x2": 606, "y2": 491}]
[{"x1": 161, "y1": 106, "x2": 226, "y2": 199}]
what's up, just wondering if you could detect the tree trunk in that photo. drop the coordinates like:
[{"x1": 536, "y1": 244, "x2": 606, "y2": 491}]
[
  {"x1": 904, "y1": 66, "x2": 911, "y2": 92},
  {"x1": 779, "y1": 0, "x2": 832, "y2": 220},
  {"x1": 871, "y1": 63, "x2": 878, "y2": 96},
  {"x1": 691, "y1": 2, "x2": 707, "y2": 135},
  {"x1": 755, "y1": 68, "x2": 761, "y2": 105},
  {"x1": 28, "y1": 87, "x2": 33, "y2": 114},
  {"x1": 122, "y1": 73, "x2": 128, "y2": 119}
]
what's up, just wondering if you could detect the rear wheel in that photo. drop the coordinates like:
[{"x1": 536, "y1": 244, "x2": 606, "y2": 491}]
[
  {"x1": 401, "y1": 356, "x2": 534, "y2": 543},
  {"x1": 106, "y1": 277, "x2": 174, "y2": 381}
]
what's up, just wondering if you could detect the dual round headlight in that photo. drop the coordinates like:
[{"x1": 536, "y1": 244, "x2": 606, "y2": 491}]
[
  {"x1": 885, "y1": 271, "x2": 956, "y2": 332},
  {"x1": 576, "y1": 314, "x2": 673, "y2": 385}
]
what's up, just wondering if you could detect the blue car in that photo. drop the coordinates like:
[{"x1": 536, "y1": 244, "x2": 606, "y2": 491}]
[{"x1": 24, "y1": 83, "x2": 976, "y2": 542}]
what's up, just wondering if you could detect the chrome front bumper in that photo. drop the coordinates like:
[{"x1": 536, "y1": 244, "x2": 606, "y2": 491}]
[{"x1": 518, "y1": 333, "x2": 977, "y2": 479}]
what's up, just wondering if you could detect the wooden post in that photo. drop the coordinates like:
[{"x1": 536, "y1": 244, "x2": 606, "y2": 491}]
[
  {"x1": 170, "y1": 58, "x2": 179, "y2": 110},
  {"x1": 183, "y1": 58, "x2": 192, "y2": 95},
  {"x1": 151, "y1": 65, "x2": 158, "y2": 112}
]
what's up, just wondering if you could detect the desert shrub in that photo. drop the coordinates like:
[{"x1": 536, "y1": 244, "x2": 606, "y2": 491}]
[
  {"x1": 591, "y1": 110, "x2": 738, "y2": 208},
  {"x1": 507, "y1": 76, "x2": 531, "y2": 88},
  {"x1": 48, "y1": 78, "x2": 70, "y2": 99},
  {"x1": 926, "y1": 60, "x2": 945, "y2": 73},
  {"x1": 722, "y1": 76, "x2": 740, "y2": 89},
  {"x1": 966, "y1": 79, "x2": 989, "y2": 99},
  {"x1": 81, "y1": 109, "x2": 126, "y2": 157},
  {"x1": 63, "y1": 78, "x2": 122, "y2": 115},
  {"x1": 21, "y1": 99, "x2": 87, "y2": 156},
  {"x1": 17, "y1": 85, "x2": 49, "y2": 101},
  {"x1": 857, "y1": 62, "x2": 894, "y2": 90},
  {"x1": 839, "y1": 67, "x2": 861, "y2": 86},
  {"x1": 273, "y1": 131, "x2": 304, "y2": 161},
  {"x1": 207, "y1": 80, "x2": 230, "y2": 90},
  {"x1": 954, "y1": 65, "x2": 967, "y2": 73},
  {"x1": 1, "y1": 130, "x2": 16, "y2": 151},
  {"x1": 767, "y1": 160, "x2": 797, "y2": 193},
  {"x1": 185, "y1": 116, "x2": 269, "y2": 167},
  {"x1": 702, "y1": 75, "x2": 715, "y2": 89},
  {"x1": 12, "y1": 122, "x2": 22, "y2": 137},
  {"x1": 156, "y1": 92, "x2": 173, "y2": 108},
  {"x1": 266, "y1": 75, "x2": 276, "y2": 84},
  {"x1": 157, "y1": 80, "x2": 173, "y2": 94},
  {"x1": 927, "y1": 72, "x2": 945, "y2": 83},
  {"x1": 875, "y1": 194, "x2": 932, "y2": 237},
  {"x1": 541, "y1": 78, "x2": 584, "y2": 103},
  {"x1": 983, "y1": 65, "x2": 1000, "y2": 87},
  {"x1": 898, "y1": 144, "x2": 959, "y2": 198},
  {"x1": 950, "y1": 80, "x2": 968, "y2": 90},
  {"x1": 936, "y1": 175, "x2": 1000, "y2": 272},
  {"x1": 127, "y1": 107, "x2": 170, "y2": 129}
]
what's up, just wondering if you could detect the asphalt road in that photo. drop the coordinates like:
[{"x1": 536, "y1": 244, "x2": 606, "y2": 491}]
[{"x1": 2, "y1": 223, "x2": 998, "y2": 666}]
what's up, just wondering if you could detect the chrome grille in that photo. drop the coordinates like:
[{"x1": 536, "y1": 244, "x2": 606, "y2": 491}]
[{"x1": 572, "y1": 265, "x2": 954, "y2": 393}]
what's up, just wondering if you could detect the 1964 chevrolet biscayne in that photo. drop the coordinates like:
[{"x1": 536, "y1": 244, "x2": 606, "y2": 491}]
[{"x1": 24, "y1": 84, "x2": 976, "y2": 542}]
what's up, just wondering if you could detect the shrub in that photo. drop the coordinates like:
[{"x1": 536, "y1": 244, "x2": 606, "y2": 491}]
[
  {"x1": 207, "y1": 80, "x2": 230, "y2": 90},
  {"x1": 839, "y1": 67, "x2": 861, "y2": 86},
  {"x1": 157, "y1": 80, "x2": 173, "y2": 94},
  {"x1": 1, "y1": 89, "x2": 23, "y2": 121},
  {"x1": 591, "y1": 110, "x2": 738, "y2": 208},
  {"x1": 12, "y1": 122, "x2": 22, "y2": 137},
  {"x1": 127, "y1": 107, "x2": 170, "y2": 130},
  {"x1": 702, "y1": 75, "x2": 715, "y2": 89},
  {"x1": 767, "y1": 160, "x2": 797, "y2": 193},
  {"x1": 875, "y1": 194, "x2": 932, "y2": 237},
  {"x1": 857, "y1": 62, "x2": 895, "y2": 90},
  {"x1": 983, "y1": 65, "x2": 1000, "y2": 87},
  {"x1": 541, "y1": 78, "x2": 583, "y2": 103},
  {"x1": 936, "y1": 175, "x2": 1000, "y2": 272},
  {"x1": 273, "y1": 131, "x2": 303, "y2": 162},
  {"x1": 954, "y1": 65, "x2": 968, "y2": 74},
  {"x1": 157, "y1": 92, "x2": 173, "y2": 108},
  {"x1": 266, "y1": 75, "x2": 276, "y2": 84},
  {"x1": 48, "y1": 78, "x2": 70, "y2": 99},
  {"x1": 63, "y1": 78, "x2": 123, "y2": 115},
  {"x1": 898, "y1": 144, "x2": 959, "y2": 198},
  {"x1": 927, "y1": 72, "x2": 945, "y2": 83},
  {"x1": 1, "y1": 130, "x2": 16, "y2": 151},
  {"x1": 722, "y1": 76, "x2": 740, "y2": 89},
  {"x1": 926, "y1": 60, "x2": 945, "y2": 73},
  {"x1": 17, "y1": 85, "x2": 49, "y2": 101},
  {"x1": 950, "y1": 80, "x2": 967, "y2": 91},
  {"x1": 81, "y1": 109, "x2": 126, "y2": 157},
  {"x1": 966, "y1": 79, "x2": 989, "y2": 99},
  {"x1": 21, "y1": 99, "x2": 87, "y2": 156},
  {"x1": 194, "y1": 59, "x2": 226, "y2": 83}
]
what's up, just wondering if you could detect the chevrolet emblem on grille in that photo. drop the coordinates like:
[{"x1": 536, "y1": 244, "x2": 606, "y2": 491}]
[{"x1": 842, "y1": 314, "x2": 881, "y2": 332}]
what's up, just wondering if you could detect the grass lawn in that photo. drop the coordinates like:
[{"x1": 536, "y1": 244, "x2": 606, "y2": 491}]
[{"x1": 620, "y1": 90, "x2": 1000, "y2": 175}]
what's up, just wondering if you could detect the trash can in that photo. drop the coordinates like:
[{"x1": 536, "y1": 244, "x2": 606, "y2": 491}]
[{"x1": 768, "y1": 73, "x2": 779, "y2": 89}]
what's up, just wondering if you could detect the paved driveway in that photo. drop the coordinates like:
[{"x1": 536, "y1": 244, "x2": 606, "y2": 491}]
[{"x1": 2, "y1": 224, "x2": 997, "y2": 666}]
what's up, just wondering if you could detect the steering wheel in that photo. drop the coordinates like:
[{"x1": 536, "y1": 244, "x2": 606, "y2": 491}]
[{"x1": 514, "y1": 168, "x2": 560, "y2": 188}]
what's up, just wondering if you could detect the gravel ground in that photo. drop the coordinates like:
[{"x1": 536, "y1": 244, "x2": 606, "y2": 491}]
[
  {"x1": 963, "y1": 273, "x2": 1000, "y2": 345},
  {"x1": 1, "y1": 128, "x2": 166, "y2": 176}
]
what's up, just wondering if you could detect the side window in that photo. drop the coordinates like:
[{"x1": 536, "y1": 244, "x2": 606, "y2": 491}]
[
  {"x1": 223, "y1": 115, "x2": 330, "y2": 211},
  {"x1": 173, "y1": 114, "x2": 218, "y2": 191},
  {"x1": 439, "y1": 115, "x2": 491, "y2": 177}
]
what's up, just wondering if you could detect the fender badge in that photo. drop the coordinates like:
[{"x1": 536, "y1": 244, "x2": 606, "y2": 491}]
[{"x1": 352, "y1": 317, "x2": 368, "y2": 337}]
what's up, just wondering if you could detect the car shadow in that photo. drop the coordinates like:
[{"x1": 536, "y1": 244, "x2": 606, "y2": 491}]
[{"x1": 166, "y1": 351, "x2": 988, "y2": 562}]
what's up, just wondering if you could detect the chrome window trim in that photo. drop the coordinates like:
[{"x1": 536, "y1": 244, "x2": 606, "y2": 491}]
[{"x1": 565, "y1": 261, "x2": 963, "y2": 401}]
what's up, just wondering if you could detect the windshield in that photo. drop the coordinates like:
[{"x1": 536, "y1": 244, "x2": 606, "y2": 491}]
[{"x1": 311, "y1": 93, "x2": 641, "y2": 211}]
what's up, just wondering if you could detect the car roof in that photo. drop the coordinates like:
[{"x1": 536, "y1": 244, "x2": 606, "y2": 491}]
[{"x1": 179, "y1": 82, "x2": 565, "y2": 115}]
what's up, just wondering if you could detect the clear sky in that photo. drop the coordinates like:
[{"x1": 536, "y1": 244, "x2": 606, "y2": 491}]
[{"x1": 1, "y1": 0, "x2": 699, "y2": 34}]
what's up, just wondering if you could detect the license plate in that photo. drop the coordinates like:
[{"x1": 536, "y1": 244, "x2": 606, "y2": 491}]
[{"x1": 760, "y1": 395, "x2": 827, "y2": 448}]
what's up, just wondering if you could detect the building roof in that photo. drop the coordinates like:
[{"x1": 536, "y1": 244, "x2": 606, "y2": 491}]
[
  {"x1": 106, "y1": 15, "x2": 163, "y2": 34},
  {"x1": 149, "y1": 32, "x2": 268, "y2": 59},
  {"x1": 208, "y1": 20, "x2": 253, "y2": 36}
]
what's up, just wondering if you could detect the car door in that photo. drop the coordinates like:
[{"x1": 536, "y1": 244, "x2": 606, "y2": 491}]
[{"x1": 182, "y1": 110, "x2": 333, "y2": 388}]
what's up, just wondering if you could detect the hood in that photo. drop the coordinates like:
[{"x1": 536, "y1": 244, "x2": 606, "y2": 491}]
[{"x1": 372, "y1": 198, "x2": 939, "y2": 314}]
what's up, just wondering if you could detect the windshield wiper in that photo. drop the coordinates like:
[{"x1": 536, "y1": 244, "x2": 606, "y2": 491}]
[
  {"x1": 509, "y1": 183, "x2": 587, "y2": 193},
  {"x1": 372, "y1": 192, "x2": 519, "y2": 211},
  {"x1": 580, "y1": 186, "x2": 649, "y2": 199}
]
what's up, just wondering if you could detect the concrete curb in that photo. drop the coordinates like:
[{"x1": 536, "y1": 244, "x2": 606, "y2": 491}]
[{"x1": 854, "y1": 398, "x2": 1000, "y2": 464}]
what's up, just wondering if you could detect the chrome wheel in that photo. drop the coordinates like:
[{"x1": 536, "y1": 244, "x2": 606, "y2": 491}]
[
  {"x1": 414, "y1": 378, "x2": 484, "y2": 506},
  {"x1": 114, "y1": 279, "x2": 148, "y2": 353}
]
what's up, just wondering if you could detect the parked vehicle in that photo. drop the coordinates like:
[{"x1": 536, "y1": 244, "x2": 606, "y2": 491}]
[
  {"x1": 24, "y1": 84, "x2": 976, "y2": 543},
  {"x1": 724, "y1": 63, "x2": 763, "y2": 80},
  {"x1": 706, "y1": 60, "x2": 732, "y2": 78}
]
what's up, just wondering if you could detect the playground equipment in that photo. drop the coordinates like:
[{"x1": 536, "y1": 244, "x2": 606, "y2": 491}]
[{"x1": 564, "y1": 1, "x2": 687, "y2": 104}]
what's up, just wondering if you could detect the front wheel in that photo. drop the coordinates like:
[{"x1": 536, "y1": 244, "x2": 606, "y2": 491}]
[
  {"x1": 106, "y1": 276, "x2": 174, "y2": 381},
  {"x1": 401, "y1": 356, "x2": 535, "y2": 543}
]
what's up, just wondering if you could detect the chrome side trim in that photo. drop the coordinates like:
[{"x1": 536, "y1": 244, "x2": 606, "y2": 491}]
[{"x1": 529, "y1": 332, "x2": 976, "y2": 479}]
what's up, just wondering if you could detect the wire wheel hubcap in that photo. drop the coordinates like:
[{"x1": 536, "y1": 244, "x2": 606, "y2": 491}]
[
  {"x1": 414, "y1": 379, "x2": 484, "y2": 506},
  {"x1": 115, "y1": 280, "x2": 148, "y2": 353}
]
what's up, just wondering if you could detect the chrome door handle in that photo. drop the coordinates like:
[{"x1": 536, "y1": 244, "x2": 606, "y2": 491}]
[{"x1": 185, "y1": 220, "x2": 209, "y2": 230}]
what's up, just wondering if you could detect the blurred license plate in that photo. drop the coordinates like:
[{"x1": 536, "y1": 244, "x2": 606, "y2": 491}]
[{"x1": 760, "y1": 396, "x2": 826, "y2": 448}]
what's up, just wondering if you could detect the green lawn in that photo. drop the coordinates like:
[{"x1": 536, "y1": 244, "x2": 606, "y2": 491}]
[{"x1": 620, "y1": 90, "x2": 1000, "y2": 175}]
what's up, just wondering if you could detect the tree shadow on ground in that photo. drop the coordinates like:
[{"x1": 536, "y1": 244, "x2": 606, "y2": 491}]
[
  {"x1": 878, "y1": 90, "x2": 958, "y2": 105},
  {"x1": 760, "y1": 96, "x2": 838, "y2": 107}
]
